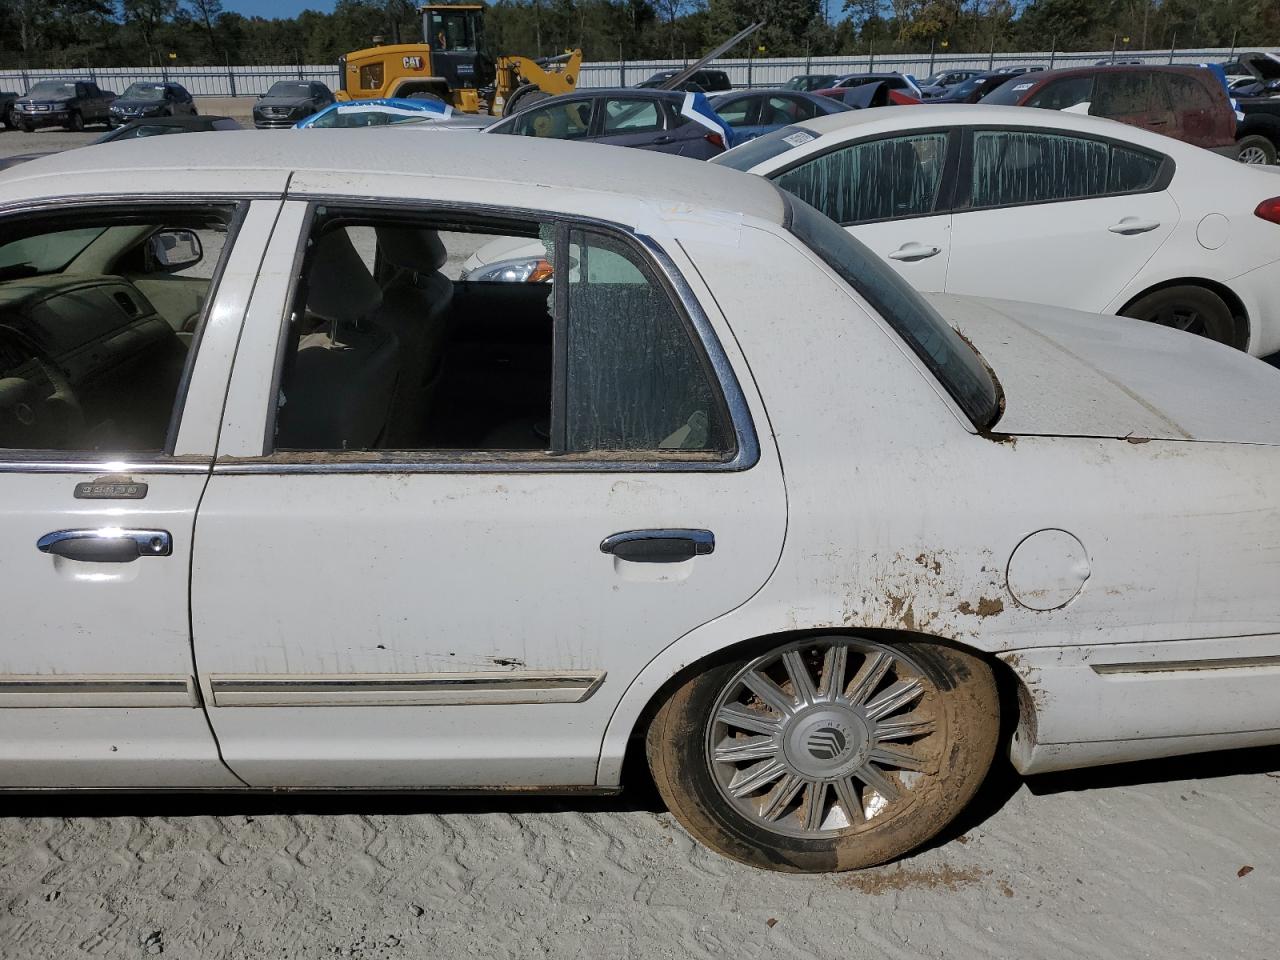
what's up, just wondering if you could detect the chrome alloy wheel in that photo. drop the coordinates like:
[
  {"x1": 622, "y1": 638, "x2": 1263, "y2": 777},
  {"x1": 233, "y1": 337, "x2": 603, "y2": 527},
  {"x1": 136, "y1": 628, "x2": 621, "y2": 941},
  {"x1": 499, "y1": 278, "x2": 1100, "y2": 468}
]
[
  {"x1": 705, "y1": 637, "x2": 939, "y2": 839},
  {"x1": 1238, "y1": 143, "x2": 1271, "y2": 165}
]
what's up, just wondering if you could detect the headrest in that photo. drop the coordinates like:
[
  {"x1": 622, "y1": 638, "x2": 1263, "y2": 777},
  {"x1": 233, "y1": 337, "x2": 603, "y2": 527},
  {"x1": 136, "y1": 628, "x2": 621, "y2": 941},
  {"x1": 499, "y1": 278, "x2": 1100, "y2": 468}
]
[
  {"x1": 376, "y1": 227, "x2": 448, "y2": 274},
  {"x1": 307, "y1": 229, "x2": 382, "y2": 323}
]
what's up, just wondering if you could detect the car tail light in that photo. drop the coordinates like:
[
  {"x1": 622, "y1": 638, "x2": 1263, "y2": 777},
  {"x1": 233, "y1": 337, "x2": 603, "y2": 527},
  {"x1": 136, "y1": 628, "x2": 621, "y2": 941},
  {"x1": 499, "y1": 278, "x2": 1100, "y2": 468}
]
[
  {"x1": 1255, "y1": 197, "x2": 1280, "y2": 225},
  {"x1": 704, "y1": 131, "x2": 725, "y2": 150}
]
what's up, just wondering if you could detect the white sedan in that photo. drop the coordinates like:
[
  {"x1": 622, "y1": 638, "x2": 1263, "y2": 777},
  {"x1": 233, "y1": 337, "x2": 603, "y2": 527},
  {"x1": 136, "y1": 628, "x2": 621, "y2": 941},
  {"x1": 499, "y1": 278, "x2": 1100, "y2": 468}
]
[
  {"x1": 714, "y1": 104, "x2": 1280, "y2": 355},
  {"x1": 2, "y1": 132, "x2": 1280, "y2": 873}
]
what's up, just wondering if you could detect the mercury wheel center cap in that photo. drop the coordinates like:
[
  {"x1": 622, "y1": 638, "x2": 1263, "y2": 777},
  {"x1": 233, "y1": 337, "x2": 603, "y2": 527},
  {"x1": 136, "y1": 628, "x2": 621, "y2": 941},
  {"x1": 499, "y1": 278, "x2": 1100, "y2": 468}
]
[{"x1": 783, "y1": 708, "x2": 870, "y2": 780}]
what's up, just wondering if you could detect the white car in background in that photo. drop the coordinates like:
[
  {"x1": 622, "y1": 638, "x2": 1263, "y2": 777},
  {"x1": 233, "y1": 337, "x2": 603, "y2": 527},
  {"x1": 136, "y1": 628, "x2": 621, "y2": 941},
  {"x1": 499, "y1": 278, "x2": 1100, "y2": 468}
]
[
  {"x1": 714, "y1": 104, "x2": 1280, "y2": 354},
  {"x1": 3, "y1": 133, "x2": 1280, "y2": 875}
]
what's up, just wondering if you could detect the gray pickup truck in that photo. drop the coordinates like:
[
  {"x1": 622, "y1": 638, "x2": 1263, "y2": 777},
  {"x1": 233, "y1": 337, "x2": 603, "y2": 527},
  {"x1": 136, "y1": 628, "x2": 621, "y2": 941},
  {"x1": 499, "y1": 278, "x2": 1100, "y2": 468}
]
[{"x1": 12, "y1": 79, "x2": 116, "y2": 132}]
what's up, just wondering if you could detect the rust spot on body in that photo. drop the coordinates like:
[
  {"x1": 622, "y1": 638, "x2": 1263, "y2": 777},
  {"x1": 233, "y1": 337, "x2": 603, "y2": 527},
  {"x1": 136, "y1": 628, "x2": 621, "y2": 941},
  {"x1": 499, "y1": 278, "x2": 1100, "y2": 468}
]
[{"x1": 957, "y1": 597, "x2": 1004, "y2": 618}]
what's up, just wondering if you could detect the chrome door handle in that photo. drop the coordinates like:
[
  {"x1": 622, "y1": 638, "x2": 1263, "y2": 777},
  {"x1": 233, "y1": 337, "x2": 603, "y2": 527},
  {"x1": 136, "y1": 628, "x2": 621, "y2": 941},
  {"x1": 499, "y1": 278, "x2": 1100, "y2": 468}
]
[
  {"x1": 1108, "y1": 218, "x2": 1161, "y2": 235},
  {"x1": 37, "y1": 528, "x2": 172, "y2": 563},
  {"x1": 600, "y1": 529, "x2": 714, "y2": 564},
  {"x1": 888, "y1": 242, "x2": 942, "y2": 261}
]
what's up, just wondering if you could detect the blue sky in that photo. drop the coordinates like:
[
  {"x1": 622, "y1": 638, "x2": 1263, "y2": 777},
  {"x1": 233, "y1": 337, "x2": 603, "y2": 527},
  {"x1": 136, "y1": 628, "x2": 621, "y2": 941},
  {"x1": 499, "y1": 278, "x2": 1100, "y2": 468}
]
[{"x1": 224, "y1": 1, "x2": 337, "y2": 17}]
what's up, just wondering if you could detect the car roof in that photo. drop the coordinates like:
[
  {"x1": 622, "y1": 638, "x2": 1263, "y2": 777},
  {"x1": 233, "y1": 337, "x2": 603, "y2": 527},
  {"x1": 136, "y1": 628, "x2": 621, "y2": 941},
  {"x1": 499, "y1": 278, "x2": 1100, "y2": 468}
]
[
  {"x1": 760, "y1": 102, "x2": 1202, "y2": 152},
  {"x1": 574, "y1": 87, "x2": 685, "y2": 99},
  {"x1": 1013, "y1": 63, "x2": 1212, "y2": 82},
  {"x1": 1, "y1": 129, "x2": 788, "y2": 224}
]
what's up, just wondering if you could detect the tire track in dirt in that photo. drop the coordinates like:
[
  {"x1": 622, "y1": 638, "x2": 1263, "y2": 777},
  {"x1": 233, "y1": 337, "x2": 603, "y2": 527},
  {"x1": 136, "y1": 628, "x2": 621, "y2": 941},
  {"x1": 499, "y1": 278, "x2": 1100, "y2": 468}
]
[{"x1": 1, "y1": 756, "x2": 1276, "y2": 960}]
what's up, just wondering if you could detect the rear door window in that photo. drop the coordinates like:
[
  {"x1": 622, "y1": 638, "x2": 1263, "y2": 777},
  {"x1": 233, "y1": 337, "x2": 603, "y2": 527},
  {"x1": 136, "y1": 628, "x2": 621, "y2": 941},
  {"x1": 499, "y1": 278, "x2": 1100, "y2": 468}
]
[
  {"x1": 715, "y1": 97, "x2": 755, "y2": 127},
  {"x1": 1092, "y1": 72, "x2": 1156, "y2": 118},
  {"x1": 969, "y1": 130, "x2": 1165, "y2": 207},
  {"x1": 602, "y1": 98, "x2": 663, "y2": 134},
  {"x1": 774, "y1": 132, "x2": 950, "y2": 224}
]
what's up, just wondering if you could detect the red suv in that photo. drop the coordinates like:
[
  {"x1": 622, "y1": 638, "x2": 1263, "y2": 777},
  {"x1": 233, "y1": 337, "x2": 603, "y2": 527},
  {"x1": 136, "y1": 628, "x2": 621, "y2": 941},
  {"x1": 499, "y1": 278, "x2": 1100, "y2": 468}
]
[{"x1": 982, "y1": 65, "x2": 1239, "y2": 157}]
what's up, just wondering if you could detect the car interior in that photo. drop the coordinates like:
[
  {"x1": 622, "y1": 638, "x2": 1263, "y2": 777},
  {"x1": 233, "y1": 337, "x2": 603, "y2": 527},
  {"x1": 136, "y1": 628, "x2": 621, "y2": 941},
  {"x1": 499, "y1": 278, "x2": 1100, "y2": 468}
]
[
  {"x1": 0, "y1": 210, "x2": 230, "y2": 452},
  {"x1": 273, "y1": 212, "x2": 729, "y2": 457}
]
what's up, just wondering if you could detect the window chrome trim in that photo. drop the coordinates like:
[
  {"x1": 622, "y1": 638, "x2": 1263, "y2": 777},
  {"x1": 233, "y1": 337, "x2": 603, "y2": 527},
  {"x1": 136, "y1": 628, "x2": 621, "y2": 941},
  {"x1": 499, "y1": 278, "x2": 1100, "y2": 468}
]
[
  {"x1": 0, "y1": 457, "x2": 208, "y2": 475},
  {"x1": 226, "y1": 196, "x2": 759, "y2": 475}
]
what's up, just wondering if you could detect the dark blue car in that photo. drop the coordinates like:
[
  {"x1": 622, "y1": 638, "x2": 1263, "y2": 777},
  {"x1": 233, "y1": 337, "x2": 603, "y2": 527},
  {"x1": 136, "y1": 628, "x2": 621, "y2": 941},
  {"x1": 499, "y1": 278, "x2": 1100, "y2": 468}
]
[{"x1": 709, "y1": 89, "x2": 849, "y2": 143}]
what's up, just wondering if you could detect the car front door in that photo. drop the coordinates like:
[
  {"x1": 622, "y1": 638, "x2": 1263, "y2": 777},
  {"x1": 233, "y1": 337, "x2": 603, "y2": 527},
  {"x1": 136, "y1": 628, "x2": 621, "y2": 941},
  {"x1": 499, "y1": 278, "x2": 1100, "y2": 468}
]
[
  {"x1": 945, "y1": 127, "x2": 1178, "y2": 312},
  {"x1": 189, "y1": 191, "x2": 786, "y2": 788},
  {"x1": 769, "y1": 130, "x2": 957, "y2": 292},
  {"x1": 0, "y1": 198, "x2": 280, "y2": 788}
]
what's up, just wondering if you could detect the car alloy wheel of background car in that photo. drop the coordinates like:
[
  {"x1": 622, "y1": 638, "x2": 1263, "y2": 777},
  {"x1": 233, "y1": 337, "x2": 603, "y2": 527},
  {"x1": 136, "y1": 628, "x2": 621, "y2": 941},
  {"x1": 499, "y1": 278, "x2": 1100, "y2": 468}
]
[
  {"x1": 646, "y1": 636, "x2": 999, "y2": 872},
  {"x1": 1235, "y1": 135, "x2": 1278, "y2": 166}
]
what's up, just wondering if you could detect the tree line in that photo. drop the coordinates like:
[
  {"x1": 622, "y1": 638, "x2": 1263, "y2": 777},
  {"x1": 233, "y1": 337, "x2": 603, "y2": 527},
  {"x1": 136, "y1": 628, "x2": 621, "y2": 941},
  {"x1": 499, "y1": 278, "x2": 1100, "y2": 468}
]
[{"x1": 0, "y1": 0, "x2": 1275, "y2": 70}]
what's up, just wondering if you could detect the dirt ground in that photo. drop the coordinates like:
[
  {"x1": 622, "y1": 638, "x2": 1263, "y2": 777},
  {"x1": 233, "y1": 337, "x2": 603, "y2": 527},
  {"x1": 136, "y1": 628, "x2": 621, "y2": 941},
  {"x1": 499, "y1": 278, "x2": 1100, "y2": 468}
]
[
  {"x1": 1, "y1": 750, "x2": 1277, "y2": 960},
  {"x1": 0, "y1": 98, "x2": 1278, "y2": 960}
]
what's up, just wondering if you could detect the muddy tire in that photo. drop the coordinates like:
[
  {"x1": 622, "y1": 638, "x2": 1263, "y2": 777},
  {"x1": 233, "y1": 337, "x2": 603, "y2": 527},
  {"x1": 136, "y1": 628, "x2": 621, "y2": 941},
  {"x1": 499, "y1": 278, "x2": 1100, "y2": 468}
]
[
  {"x1": 645, "y1": 635, "x2": 999, "y2": 873},
  {"x1": 1121, "y1": 284, "x2": 1241, "y2": 348}
]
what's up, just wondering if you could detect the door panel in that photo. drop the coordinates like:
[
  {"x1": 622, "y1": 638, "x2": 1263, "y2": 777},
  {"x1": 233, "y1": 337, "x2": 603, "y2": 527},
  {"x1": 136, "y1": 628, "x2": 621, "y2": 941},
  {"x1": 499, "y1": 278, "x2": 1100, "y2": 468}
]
[
  {"x1": 191, "y1": 205, "x2": 787, "y2": 788},
  {"x1": 0, "y1": 200, "x2": 279, "y2": 788},
  {"x1": 848, "y1": 215, "x2": 952, "y2": 292}
]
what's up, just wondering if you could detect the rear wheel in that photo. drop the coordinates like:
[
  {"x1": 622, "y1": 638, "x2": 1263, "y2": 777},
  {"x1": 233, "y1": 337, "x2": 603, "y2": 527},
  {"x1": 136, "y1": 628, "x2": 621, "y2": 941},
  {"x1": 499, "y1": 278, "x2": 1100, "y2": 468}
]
[
  {"x1": 1121, "y1": 285, "x2": 1241, "y2": 348},
  {"x1": 501, "y1": 83, "x2": 549, "y2": 118},
  {"x1": 1236, "y1": 135, "x2": 1277, "y2": 166},
  {"x1": 66, "y1": 110, "x2": 84, "y2": 132},
  {"x1": 646, "y1": 635, "x2": 999, "y2": 872}
]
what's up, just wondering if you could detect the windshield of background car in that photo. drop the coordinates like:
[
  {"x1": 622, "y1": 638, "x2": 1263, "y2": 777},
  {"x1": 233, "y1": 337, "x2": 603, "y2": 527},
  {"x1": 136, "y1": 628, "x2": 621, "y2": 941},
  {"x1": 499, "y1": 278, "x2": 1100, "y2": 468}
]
[
  {"x1": 783, "y1": 195, "x2": 1001, "y2": 429},
  {"x1": 266, "y1": 82, "x2": 311, "y2": 98},
  {"x1": 0, "y1": 227, "x2": 107, "y2": 275},
  {"x1": 711, "y1": 124, "x2": 819, "y2": 170},
  {"x1": 27, "y1": 82, "x2": 76, "y2": 98},
  {"x1": 122, "y1": 83, "x2": 166, "y2": 100}
]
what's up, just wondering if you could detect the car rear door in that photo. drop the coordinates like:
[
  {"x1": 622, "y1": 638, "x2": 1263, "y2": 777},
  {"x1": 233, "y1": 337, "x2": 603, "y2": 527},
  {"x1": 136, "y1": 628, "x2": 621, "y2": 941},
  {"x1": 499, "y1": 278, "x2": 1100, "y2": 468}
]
[
  {"x1": 945, "y1": 126, "x2": 1178, "y2": 312},
  {"x1": 1091, "y1": 70, "x2": 1174, "y2": 135},
  {"x1": 597, "y1": 94, "x2": 684, "y2": 153},
  {"x1": 768, "y1": 129, "x2": 958, "y2": 292},
  {"x1": 189, "y1": 188, "x2": 787, "y2": 789}
]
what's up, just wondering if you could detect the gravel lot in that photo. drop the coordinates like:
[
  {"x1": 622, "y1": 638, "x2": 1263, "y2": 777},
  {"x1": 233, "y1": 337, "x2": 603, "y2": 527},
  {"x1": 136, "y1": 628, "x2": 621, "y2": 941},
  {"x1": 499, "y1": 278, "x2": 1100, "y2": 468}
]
[{"x1": 0, "y1": 99, "x2": 1277, "y2": 960}]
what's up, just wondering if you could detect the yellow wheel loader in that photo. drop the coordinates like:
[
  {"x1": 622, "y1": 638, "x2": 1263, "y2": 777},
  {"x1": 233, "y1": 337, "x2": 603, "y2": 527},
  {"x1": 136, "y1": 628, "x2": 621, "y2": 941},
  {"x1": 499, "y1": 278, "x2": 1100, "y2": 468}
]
[{"x1": 336, "y1": 3, "x2": 581, "y2": 117}]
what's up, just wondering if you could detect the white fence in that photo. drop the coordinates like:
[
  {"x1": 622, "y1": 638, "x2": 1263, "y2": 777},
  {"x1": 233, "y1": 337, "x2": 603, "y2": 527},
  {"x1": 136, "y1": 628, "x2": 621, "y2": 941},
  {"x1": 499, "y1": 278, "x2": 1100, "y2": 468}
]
[
  {"x1": 0, "y1": 46, "x2": 1245, "y2": 97},
  {"x1": 581, "y1": 46, "x2": 1245, "y2": 88}
]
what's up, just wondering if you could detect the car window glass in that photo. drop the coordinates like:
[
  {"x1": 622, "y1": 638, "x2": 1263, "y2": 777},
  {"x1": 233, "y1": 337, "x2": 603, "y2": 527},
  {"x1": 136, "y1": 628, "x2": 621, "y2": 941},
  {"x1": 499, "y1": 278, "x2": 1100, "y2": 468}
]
[
  {"x1": 268, "y1": 213, "x2": 731, "y2": 459},
  {"x1": 774, "y1": 132, "x2": 948, "y2": 224},
  {"x1": 1092, "y1": 72, "x2": 1155, "y2": 116},
  {"x1": 511, "y1": 100, "x2": 592, "y2": 139},
  {"x1": 0, "y1": 208, "x2": 234, "y2": 453},
  {"x1": 602, "y1": 98, "x2": 662, "y2": 133},
  {"x1": 565, "y1": 229, "x2": 729, "y2": 454},
  {"x1": 716, "y1": 98, "x2": 753, "y2": 126},
  {"x1": 1107, "y1": 146, "x2": 1163, "y2": 192},
  {"x1": 1163, "y1": 73, "x2": 1214, "y2": 110},
  {"x1": 763, "y1": 96, "x2": 813, "y2": 124},
  {"x1": 971, "y1": 131, "x2": 1108, "y2": 207},
  {"x1": 1025, "y1": 76, "x2": 1094, "y2": 109}
]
